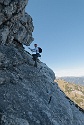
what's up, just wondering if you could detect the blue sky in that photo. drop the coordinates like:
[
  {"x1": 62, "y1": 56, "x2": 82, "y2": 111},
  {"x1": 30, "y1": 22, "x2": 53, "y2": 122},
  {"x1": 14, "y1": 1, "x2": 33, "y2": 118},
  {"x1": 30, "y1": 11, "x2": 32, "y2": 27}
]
[{"x1": 25, "y1": 0, "x2": 84, "y2": 77}]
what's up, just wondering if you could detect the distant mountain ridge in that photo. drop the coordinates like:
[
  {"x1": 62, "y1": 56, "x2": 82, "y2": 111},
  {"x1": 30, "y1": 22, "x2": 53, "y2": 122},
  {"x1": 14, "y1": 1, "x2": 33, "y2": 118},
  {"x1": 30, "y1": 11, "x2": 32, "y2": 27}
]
[
  {"x1": 58, "y1": 76, "x2": 84, "y2": 86},
  {"x1": 55, "y1": 79, "x2": 84, "y2": 109}
]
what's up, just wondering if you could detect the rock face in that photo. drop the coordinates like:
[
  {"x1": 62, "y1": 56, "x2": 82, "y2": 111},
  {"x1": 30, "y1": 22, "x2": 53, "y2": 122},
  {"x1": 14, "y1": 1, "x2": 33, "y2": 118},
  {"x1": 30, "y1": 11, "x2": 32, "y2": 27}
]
[
  {"x1": 0, "y1": 1, "x2": 84, "y2": 125},
  {"x1": 0, "y1": 0, "x2": 34, "y2": 46}
]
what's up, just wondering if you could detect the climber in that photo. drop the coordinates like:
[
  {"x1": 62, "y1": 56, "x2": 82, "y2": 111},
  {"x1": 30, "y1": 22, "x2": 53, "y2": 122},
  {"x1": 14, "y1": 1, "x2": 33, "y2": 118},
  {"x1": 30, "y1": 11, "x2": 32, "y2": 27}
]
[{"x1": 28, "y1": 44, "x2": 41, "y2": 67}]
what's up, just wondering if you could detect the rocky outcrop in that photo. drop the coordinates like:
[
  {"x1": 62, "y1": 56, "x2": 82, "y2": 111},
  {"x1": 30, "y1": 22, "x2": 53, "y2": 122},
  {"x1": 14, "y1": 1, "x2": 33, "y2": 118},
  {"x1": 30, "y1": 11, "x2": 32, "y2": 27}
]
[
  {"x1": 0, "y1": 0, "x2": 34, "y2": 46},
  {"x1": 0, "y1": 44, "x2": 84, "y2": 125},
  {"x1": 0, "y1": 0, "x2": 84, "y2": 125}
]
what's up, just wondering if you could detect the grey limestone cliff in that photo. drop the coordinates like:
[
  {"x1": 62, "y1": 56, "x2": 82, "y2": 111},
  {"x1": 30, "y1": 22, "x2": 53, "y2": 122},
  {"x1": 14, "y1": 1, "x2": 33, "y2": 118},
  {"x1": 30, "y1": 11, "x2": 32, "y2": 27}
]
[
  {"x1": 0, "y1": 0, "x2": 34, "y2": 46},
  {"x1": 0, "y1": 0, "x2": 84, "y2": 125}
]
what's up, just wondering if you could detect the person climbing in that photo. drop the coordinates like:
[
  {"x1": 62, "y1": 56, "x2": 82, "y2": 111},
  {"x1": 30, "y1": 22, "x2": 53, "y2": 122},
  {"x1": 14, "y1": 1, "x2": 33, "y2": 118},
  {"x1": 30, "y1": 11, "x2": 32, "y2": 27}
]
[{"x1": 28, "y1": 44, "x2": 42, "y2": 67}]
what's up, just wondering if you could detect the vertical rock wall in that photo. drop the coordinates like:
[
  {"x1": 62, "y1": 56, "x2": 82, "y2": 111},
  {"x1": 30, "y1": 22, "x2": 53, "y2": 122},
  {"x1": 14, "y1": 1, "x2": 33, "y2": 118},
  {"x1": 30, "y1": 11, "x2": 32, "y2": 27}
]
[{"x1": 0, "y1": 0, "x2": 34, "y2": 46}]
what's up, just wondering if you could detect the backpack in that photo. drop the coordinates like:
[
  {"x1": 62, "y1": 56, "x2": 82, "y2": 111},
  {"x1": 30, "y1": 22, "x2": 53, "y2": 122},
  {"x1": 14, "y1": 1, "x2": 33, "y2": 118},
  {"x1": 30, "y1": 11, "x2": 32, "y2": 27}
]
[{"x1": 38, "y1": 47, "x2": 42, "y2": 53}]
